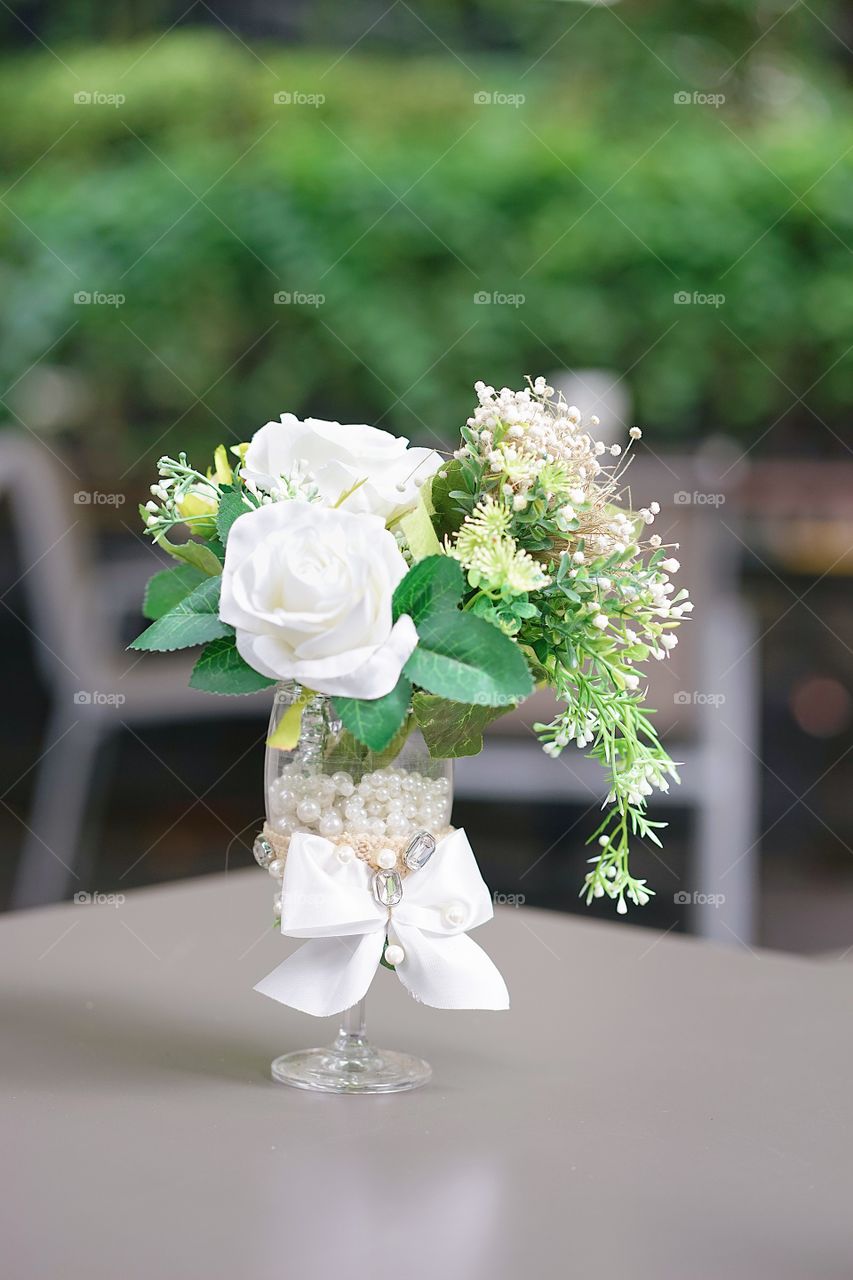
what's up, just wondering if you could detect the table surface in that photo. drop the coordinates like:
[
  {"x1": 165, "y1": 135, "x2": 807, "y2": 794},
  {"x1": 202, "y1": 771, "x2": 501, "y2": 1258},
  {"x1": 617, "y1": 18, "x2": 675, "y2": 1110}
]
[{"x1": 2, "y1": 869, "x2": 850, "y2": 1280}]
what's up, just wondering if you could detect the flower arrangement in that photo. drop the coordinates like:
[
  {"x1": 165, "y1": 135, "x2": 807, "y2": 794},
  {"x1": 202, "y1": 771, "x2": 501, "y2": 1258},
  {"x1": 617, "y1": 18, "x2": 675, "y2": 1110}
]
[{"x1": 133, "y1": 379, "x2": 689, "y2": 914}]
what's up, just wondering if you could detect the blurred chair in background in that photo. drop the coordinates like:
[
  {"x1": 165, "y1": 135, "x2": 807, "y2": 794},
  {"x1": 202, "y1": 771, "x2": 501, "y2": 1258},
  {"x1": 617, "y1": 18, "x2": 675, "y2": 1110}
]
[{"x1": 1, "y1": 433, "x2": 268, "y2": 908}]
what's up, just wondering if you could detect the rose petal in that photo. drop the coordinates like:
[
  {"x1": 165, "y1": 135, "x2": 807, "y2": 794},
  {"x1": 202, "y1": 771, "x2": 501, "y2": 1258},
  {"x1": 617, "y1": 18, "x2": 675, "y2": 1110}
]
[{"x1": 302, "y1": 614, "x2": 418, "y2": 699}]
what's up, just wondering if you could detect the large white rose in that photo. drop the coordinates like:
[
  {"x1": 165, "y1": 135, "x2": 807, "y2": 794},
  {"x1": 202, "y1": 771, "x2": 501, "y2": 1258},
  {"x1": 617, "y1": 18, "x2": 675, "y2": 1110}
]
[
  {"x1": 219, "y1": 501, "x2": 417, "y2": 699},
  {"x1": 242, "y1": 413, "x2": 442, "y2": 522}
]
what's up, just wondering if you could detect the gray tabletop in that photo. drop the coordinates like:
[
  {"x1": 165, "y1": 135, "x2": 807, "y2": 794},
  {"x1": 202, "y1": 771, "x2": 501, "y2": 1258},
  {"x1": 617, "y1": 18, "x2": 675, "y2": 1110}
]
[{"x1": 2, "y1": 869, "x2": 850, "y2": 1279}]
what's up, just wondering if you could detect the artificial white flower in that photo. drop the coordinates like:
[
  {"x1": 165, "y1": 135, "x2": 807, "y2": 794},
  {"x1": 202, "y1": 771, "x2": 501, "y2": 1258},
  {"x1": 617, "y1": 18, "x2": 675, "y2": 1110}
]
[
  {"x1": 220, "y1": 501, "x2": 417, "y2": 698},
  {"x1": 242, "y1": 413, "x2": 442, "y2": 522}
]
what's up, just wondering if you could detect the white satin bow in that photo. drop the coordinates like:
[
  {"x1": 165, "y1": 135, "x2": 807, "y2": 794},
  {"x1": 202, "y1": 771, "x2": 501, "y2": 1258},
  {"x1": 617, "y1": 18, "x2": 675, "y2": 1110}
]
[{"x1": 254, "y1": 827, "x2": 509, "y2": 1017}]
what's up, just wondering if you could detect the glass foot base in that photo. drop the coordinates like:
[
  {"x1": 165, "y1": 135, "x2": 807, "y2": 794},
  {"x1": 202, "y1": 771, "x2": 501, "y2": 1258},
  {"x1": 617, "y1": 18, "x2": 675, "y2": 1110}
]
[{"x1": 271, "y1": 1039, "x2": 431, "y2": 1094}]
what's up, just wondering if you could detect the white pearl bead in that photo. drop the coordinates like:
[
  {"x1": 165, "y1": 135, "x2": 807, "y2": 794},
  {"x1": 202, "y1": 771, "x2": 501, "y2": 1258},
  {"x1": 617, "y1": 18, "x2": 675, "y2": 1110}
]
[
  {"x1": 272, "y1": 894, "x2": 282, "y2": 914},
  {"x1": 319, "y1": 812, "x2": 344, "y2": 838},
  {"x1": 336, "y1": 844, "x2": 354, "y2": 864},
  {"x1": 376, "y1": 848, "x2": 397, "y2": 869},
  {"x1": 442, "y1": 901, "x2": 466, "y2": 928},
  {"x1": 367, "y1": 817, "x2": 386, "y2": 837},
  {"x1": 268, "y1": 858, "x2": 286, "y2": 879},
  {"x1": 384, "y1": 944, "x2": 405, "y2": 966},
  {"x1": 296, "y1": 798, "x2": 321, "y2": 825},
  {"x1": 332, "y1": 771, "x2": 354, "y2": 797}
]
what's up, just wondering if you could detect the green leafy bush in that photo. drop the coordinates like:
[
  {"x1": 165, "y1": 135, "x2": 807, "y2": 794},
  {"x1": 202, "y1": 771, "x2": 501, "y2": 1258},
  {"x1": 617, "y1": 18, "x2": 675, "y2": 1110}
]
[{"x1": 0, "y1": 32, "x2": 850, "y2": 480}]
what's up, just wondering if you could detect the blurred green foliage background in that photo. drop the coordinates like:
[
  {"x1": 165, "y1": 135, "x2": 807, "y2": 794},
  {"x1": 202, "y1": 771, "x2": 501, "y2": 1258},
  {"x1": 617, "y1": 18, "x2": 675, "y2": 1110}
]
[{"x1": 0, "y1": 2, "x2": 850, "y2": 479}]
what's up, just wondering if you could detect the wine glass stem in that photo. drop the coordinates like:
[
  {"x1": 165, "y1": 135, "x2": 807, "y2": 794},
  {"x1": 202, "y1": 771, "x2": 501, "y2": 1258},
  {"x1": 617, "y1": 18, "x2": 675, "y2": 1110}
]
[{"x1": 336, "y1": 998, "x2": 367, "y2": 1050}]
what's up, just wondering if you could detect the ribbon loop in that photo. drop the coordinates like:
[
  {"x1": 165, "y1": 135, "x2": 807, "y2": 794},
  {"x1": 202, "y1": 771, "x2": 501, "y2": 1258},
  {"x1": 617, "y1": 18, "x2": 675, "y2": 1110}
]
[{"x1": 255, "y1": 827, "x2": 509, "y2": 1017}]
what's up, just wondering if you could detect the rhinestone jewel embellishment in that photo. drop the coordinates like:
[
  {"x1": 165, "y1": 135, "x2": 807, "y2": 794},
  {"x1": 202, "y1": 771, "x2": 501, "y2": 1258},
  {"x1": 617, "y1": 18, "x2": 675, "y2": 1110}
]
[
  {"x1": 253, "y1": 835, "x2": 275, "y2": 869},
  {"x1": 372, "y1": 869, "x2": 403, "y2": 907},
  {"x1": 403, "y1": 831, "x2": 436, "y2": 871}
]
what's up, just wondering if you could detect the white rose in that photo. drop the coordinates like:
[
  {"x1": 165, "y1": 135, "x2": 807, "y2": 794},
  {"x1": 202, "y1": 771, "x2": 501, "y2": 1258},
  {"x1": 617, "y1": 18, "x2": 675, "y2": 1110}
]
[
  {"x1": 242, "y1": 413, "x2": 441, "y2": 522},
  {"x1": 219, "y1": 501, "x2": 417, "y2": 699}
]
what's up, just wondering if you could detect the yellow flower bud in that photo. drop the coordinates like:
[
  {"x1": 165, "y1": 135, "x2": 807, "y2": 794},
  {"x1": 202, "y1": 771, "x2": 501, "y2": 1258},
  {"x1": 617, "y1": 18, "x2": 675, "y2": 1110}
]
[
  {"x1": 211, "y1": 444, "x2": 233, "y2": 485},
  {"x1": 177, "y1": 490, "x2": 218, "y2": 538}
]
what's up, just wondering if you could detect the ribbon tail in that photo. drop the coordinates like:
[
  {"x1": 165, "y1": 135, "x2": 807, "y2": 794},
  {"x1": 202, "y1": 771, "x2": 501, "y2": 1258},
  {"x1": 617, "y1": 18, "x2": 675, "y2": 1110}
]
[
  {"x1": 254, "y1": 931, "x2": 384, "y2": 1018},
  {"x1": 391, "y1": 923, "x2": 509, "y2": 1011}
]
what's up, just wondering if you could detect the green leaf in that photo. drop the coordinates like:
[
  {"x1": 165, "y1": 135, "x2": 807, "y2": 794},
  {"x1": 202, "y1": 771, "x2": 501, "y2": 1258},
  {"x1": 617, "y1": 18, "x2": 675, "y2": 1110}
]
[
  {"x1": 512, "y1": 601, "x2": 539, "y2": 619},
  {"x1": 397, "y1": 487, "x2": 442, "y2": 561},
  {"x1": 426, "y1": 461, "x2": 469, "y2": 540},
  {"x1": 154, "y1": 532, "x2": 222, "y2": 577},
  {"x1": 268, "y1": 687, "x2": 313, "y2": 750},
  {"x1": 130, "y1": 576, "x2": 232, "y2": 652},
  {"x1": 216, "y1": 488, "x2": 250, "y2": 546},
  {"x1": 404, "y1": 611, "x2": 533, "y2": 706},
  {"x1": 392, "y1": 555, "x2": 464, "y2": 624},
  {"x1": 189, "y1": 637, "x2": 276, "y2": 694},
  {"x1": 324, "y1": 729, "x2": 370, "y2": 773},
  {"x1": 142, "y1": 565, "x2": 208, "y2": 620},
  {"x1": 325, "y1": 716, "x2": 416, "y2": 771},
  {"x1": 412, "y1": 692, "x2": 514, "y2": 758},
  {"x1": 332, "y1": 676, "x2": 412, "y2": 752}
]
